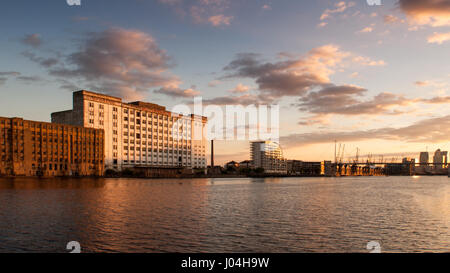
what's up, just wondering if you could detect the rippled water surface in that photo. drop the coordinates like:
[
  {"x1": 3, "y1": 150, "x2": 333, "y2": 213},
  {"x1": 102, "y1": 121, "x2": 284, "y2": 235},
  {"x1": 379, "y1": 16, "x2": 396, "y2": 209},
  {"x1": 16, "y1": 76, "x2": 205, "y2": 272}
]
[{"x1": 0, "y1": 176, "x2": 449, "y2": 253}]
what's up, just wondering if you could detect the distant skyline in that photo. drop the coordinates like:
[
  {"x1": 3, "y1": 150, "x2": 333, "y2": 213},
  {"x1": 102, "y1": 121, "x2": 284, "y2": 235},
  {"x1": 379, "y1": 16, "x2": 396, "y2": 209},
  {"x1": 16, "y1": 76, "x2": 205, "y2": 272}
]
[{"x1": 1, "y1": 0, "x2": 450, "y2": 165}]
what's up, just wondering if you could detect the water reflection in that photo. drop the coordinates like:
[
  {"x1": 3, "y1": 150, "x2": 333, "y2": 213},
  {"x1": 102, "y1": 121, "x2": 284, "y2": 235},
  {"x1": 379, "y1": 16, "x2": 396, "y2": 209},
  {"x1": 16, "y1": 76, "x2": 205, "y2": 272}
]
[
  {"x1": 0, "y1": 177, "x2": 106, "y2": 190},
  {"x1": 0, "y1": 176, "x2": 448, "y2": 253}
]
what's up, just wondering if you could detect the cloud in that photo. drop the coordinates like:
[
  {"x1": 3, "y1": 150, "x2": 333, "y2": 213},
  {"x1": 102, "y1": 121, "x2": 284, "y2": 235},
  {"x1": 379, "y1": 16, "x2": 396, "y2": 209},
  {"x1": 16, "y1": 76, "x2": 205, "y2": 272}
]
[
  {"x1": 320, "y1": 1, "x2": 355, "y2": 20},
  {"x1": 158, "y1": 0, "x2": 183, "y2": 5},
  {"x1": 294, "y1": 83, "x2": 450, "y2": 126},
  {"x1": 0, "y1": 71, "x2": 21, "y2": 86},
  {"x1": 399, "y1": 0, "x2": 450, "y2": 27},
  {"x1": 154, "y1": 85, "x2": 201, "y2": 98},
  {"x1": 262, "y1": 4, "x2": 272, "y2": 11},
  {"x1": 427, "y1": 32, "x2": 450, "y2": 44},
  {"x1": 16, "y1": 76, "x2": 43, "y2": 84},
  {"x1": 22, "y1": 51, "x2": 59, "y2": 68},
  {"x1": 207, "y1": 14, "x2": 233, "y2": 26},
  {"x1": 352, "y1": 56, "x2": 386, "y2": 66},
  {"x1": 419, "y1": 96, "x2": 450, "y2": 104},
  {"x1": 223, "y1": 45, "x2": 350, "y2": 99},
  {"x1": 384, "y1": 14, "x2": 402, "y2": 24},
  {"x1": 414, "y1": 79, "x2": 449, "y2": 90},
  {"x1": 58, "y1": 79, "x2": 81, "y2": 91},
  {"x1": 160, "y1": 0, "x2": 233, "y2": 27},
  {"x1": 415, "y1": 80, "x2": 430, "y2": 86},
  {"x1": 22, "y1": 34, "x2": 42, "y2": 48},
  {"x1": 356, "y1": 26, "x2": 373, "y2": 33},
  {"x1": 317, "y1": 22, "x2": 328, "y2": 28},
  {"x1": 222, "y1": 44, "x2": 388, "y2": 103},
  {"x1": 203, "y1": 93, "x2": 271, "y2": 105},
  {"x1": 208, "y1": 80, "x2": 222, "y2": 87},
  {"x1": 31, "y1": 28, "x2": 185, "y2": 100},
  {"x1": 282, "y1": 114, "x2": 450, "y2": 148},
  {"x1": 0, "y1": 72, "x2": 21, "y2": 77},
  {"x1": 296, "y1": 85, "x2": 413, "y2": 116},
  {"x1": 229, "y1": 83, "x2": 251, "y2": 93}
]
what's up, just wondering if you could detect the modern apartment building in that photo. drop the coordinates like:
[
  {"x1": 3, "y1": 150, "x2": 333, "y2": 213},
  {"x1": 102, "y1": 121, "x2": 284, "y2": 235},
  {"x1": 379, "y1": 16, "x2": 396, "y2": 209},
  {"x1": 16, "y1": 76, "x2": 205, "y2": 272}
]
[
  {"x1": 433, "y1": 149, "x2": 448, "y2": 170},
  {"x1": 0, "y1": 116, "x2": 104, "y2": 177},
  {"x1": 250, "y1": 141, "x2": 287, "y2": 174},
  {"x1": 52, "y1": 90, "x2": 208, "y2": 170}
]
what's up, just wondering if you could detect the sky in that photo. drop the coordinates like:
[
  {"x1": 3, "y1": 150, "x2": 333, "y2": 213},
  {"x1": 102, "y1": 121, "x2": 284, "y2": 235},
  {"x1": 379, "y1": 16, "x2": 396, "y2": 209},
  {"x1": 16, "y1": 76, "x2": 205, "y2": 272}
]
[{"x1": 1, "y1": 0, "x2": 450, "y2": 165}]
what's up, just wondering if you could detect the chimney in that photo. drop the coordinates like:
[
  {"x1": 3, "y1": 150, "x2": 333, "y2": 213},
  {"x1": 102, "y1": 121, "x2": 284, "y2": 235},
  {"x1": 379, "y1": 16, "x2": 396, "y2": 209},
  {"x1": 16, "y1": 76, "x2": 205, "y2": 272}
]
[{"x1": 211, "y1": 140, "x2": 214, "y2": 168}]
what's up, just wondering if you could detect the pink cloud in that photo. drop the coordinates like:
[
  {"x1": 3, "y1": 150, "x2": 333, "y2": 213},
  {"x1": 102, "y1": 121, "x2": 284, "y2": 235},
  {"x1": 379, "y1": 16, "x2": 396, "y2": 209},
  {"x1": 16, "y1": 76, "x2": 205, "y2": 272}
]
[
  {"x1": 399, "y1": 0, "x2": 450, "y2": 27},
  {"x1": 427, "y1": 32, "x2": 450, "y2": 44},
  {"x1": 208, "y1": 14, "x2": 233, "y2": 26}
]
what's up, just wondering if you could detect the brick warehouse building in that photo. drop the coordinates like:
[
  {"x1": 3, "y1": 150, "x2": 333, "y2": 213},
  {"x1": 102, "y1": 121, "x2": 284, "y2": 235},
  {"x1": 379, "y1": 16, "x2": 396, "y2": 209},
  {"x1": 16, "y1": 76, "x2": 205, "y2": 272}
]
[
  {"x1": 52, "y1": 90, "x2": 208, "y2": 171},
  {"x1": 0, "y1": 117, "x2": 104, "y2": 177}
]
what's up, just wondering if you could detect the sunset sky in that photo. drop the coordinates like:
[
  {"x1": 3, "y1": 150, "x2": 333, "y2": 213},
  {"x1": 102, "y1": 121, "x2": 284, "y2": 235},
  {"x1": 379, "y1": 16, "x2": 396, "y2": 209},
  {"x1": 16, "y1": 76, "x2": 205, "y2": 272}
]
[{"x1": 1, "y1": 0, "x2": 450, "y2": 164}]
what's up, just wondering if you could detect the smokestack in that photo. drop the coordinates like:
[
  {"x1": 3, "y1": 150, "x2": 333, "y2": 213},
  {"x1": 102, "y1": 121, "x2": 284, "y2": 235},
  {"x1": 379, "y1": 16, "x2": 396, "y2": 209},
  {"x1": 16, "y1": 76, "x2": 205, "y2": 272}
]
[{"x1": 211, "y1": 140, "x2": 214, "y2": 168}]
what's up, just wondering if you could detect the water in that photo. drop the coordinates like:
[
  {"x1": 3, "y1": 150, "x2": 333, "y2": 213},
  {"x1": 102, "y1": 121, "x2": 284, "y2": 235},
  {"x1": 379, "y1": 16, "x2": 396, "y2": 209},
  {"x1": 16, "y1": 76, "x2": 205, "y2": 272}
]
[{"x1": 0, "y1": 176, "x2": 448, "y2": 253}]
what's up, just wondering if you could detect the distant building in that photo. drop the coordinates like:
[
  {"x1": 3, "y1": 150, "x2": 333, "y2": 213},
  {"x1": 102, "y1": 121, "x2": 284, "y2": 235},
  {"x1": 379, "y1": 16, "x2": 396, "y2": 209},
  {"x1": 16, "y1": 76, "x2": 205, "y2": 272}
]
[
  {"x1": 384, "y1": 158, "x2": 415, "y2": 176},
  {"x1": 239, "y1": 160, "x2": 253, "y2": 169},
  {"x1": 385, "y1": 158, "x2": 415, "y2": 176},
  {"x1": 208, "y1": 165, "x2": 223, "y2": 175},
  {"x1": 433, "y1": 149, "x2": 448, "y2": 170},
  {"x1": 52, "y1": 90, "x2": 208, "y2": 171},
  {"x1": 287, "y1": 160, "x2": 322, "y2": 176},
  {"x1": 419, "y1": 152, "x2": 429, "y2": 165},
  {"x1": 417, "y1": 151, "x2": 430, "y2": 174},
  {"x1": 225, "y1": 161, "x2": 239, "y2": 170},
  {"x1": 0, "y1": 116, "x2": 104, "y2": 177},
  {"x1": 250, "y1": 141, "x2": 287, "y2": 174},
  {"x1": 323, "y1": 161, "x2": 334, "y2": 177}
]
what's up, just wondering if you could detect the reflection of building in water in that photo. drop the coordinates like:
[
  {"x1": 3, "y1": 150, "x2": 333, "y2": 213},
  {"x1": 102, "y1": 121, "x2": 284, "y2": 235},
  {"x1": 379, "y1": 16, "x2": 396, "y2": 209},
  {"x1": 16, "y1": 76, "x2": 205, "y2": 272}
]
[{"x1": 251, "y1": 141, "x2": 287, "y2": 174}]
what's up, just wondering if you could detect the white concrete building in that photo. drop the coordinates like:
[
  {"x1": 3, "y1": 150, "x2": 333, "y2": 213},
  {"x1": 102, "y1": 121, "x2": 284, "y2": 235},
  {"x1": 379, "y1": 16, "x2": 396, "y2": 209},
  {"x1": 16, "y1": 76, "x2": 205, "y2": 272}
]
[
  {"x1": 52, "y1": 90, "x2": 208, "y2": 171},
  {"x1": 251, "y1": 141, "x2": 287, "y2": 174}
]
